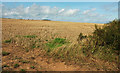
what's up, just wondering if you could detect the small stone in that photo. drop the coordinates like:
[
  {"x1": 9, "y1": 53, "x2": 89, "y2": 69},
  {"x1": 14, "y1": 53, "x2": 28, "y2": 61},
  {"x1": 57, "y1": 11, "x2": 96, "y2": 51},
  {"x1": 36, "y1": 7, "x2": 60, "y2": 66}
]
[
  {"x1": 27, "y1": 67, "x2": 29, "y2": 69},
  {"x1": 34, "y1": 60, "x2": 36, "y2": 62}
]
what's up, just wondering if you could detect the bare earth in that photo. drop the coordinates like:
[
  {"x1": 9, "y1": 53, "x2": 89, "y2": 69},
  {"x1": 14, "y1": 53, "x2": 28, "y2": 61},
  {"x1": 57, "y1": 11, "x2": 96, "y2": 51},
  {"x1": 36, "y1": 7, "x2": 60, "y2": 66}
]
[
  {"x1": 2, "y1": 18, "x2": 103, "y2": 42},
  {"x1": 2, "y1": 18, "x2": 117, "y2": 71}
]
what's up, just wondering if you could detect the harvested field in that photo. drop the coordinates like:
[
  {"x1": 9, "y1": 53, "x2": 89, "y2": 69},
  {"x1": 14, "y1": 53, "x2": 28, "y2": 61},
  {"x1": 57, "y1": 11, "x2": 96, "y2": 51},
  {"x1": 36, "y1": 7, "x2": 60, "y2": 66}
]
[{"x1": 2, "y1": 18, "x2": 117, "y2": 71}]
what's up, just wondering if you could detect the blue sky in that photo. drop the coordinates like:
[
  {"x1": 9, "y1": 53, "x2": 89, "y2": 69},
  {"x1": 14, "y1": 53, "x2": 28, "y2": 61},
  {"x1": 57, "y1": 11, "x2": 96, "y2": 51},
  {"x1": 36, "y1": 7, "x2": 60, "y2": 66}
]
[
  {"x1": 1, "y1": 0, "x2": 119, "y2": 2},
  {"x1": 1, "y1": 2, "x2": 118, "y2": 23}
]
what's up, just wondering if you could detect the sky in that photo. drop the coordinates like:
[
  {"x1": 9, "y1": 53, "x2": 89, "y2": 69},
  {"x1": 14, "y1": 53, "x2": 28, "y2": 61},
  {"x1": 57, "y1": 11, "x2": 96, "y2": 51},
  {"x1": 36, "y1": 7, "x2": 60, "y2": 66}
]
[
  {"x1": 0, "y1": 2, "x2": 118, "y2": 23},
  {"x1": 1, "y1": 0, "x2": 119, "y2": 2}
]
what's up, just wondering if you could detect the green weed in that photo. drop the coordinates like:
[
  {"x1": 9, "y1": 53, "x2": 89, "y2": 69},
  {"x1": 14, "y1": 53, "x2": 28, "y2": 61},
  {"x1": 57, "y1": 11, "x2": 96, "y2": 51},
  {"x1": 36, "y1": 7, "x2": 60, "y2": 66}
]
[
  {"x1": 30, "y1": 66, "x2": 35, "y2": 69},
  {"x1": 2, "y1": 51, "x2": 10, "y2": 56},
  {"x1": 2, "y1": 65, "x2": 9, "y2": 68},
  {"x1": 25, "y1": 48, "x2": 29, "y2": 52},
  {"x1": 23, "y1": 35, "x2": 37, "y2": 38},
  {"x1": 21, "y1": 60, "x2": 29, "y2": 63},
  {"x1": 4, "y1": 39, "x2": 12, "y2": 43},
  {"x1": 46, "y1": 38, "x2": 66, "y2": 48},
  {"x1": 20, "y1": 69, "x2": 26, "y2": 71},
  {"x1": 14, "y1": 64, "x2": 19, "y2": 68}
]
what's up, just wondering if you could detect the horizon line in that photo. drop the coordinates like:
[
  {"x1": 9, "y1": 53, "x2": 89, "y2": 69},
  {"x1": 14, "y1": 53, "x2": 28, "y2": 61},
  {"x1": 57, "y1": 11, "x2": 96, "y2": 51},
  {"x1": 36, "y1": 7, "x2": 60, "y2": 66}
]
[{"x1": 1, "y1": 18, "x2": 108, "y2": 24}]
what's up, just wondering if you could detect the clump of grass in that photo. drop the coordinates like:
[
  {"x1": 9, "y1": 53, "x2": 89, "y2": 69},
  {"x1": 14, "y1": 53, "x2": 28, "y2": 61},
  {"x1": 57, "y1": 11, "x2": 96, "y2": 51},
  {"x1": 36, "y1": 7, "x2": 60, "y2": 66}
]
[
  {"x1": 4, "y1": 39, "x2": 12, "y2": 43},
  {"x1": 25, "y1": 48, "x2": 29, "y2": 52},
  {"x1": 30, "y1": 66, "x2": 35, "y2": 69},
  {"x1": 20, "y1": 69, "x2": 26, "y2": 71},
  {"x1": 16, "y1": 35, "x2": 21, "y2": 37},
  {"x1": 14, "y1": 34, "x2": 40, "y2": 50},
  {"x1": 46, "y1": 38, "x2": 66, "y2": 48},
  {"x1": 2, "y1": 65, "x2": 9, "y2": 68},
  {"x1": 77, "y1": 33, "x2": 87, "y2": 43},
  {"x1": 2, "y1": 51, "x2": 10, "y2": 56},
  {"x1": 44, "y1": 38, "x2": 84, "y2": 64},
  {"x1": 23, "y1": 35, "x2": 37, "y2": 38},
  {"x1": 45, "y1": 38, "x2": 67, "y2": 53},
  {"x1": 14, "y1": 64, "x2": 19, "y2": 68},
  {"x1": 21, "y1": 60, "x2": 29, "y2": 64},
  {"x1": 14, "y1": 56, "x2": 22, "y2": 59},
  {"x1": 31, "y1": 44, "x2": 36, "y2": 49},
  {"x1": 37, "y1": 46, "x2": 40, "y2": 48}
]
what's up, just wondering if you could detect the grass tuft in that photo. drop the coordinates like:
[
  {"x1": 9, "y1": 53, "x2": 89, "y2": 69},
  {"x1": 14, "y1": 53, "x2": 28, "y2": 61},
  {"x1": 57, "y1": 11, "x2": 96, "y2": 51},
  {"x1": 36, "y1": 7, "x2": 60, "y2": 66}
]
[
  {"x1": 2, "y1": 51, "x2": 10, "y2": 56},
  {"x1": 30, "y1": 66, "x2": 35, "y2": 69},
  {"x1": 4, "y1": 39, "x2": 12, "y2": 43},
  {"x1": 21, "y1": 60, "x2": 29, "y2": 63},
  {"x1": 14, "y1": 64, "x2": 19, "y2": 68},
  {"x1": 23, "y1": 35, "x2": 37, "y2": 38},
  {"x1": 20, "y1": 69, "x2": 26, "y2": 71},
  {"x1": 46, "y1": 38, "x2": 66, "y2": 48},
  {"x1": 2, "y1": 65, "x2": 9, "y2": 68}
]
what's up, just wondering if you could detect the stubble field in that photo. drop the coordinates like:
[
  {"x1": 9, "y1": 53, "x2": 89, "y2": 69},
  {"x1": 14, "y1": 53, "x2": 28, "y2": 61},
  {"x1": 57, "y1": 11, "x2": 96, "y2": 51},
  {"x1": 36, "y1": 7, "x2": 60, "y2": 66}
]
[{"x1": 2, "y1": 18, "x2": 117, "y2": 71}]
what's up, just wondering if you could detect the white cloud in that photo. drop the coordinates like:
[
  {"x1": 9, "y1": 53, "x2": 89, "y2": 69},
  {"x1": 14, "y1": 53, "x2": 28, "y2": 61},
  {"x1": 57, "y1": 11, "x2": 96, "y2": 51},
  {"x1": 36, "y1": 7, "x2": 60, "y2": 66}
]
[
  {"x1": 2, "y1": 3, "x2": 115, "y2": 23},
  {"x1": 63, "y1": 9, "x2": 80, "y2": 16},
  {"x1": 25, "y1": 7, "x2": 30, "y2": 13},
  {"x1": 83, "y1": 10, "x2": 90, "y2": 14},
  {"x1": 4, "y1": 11, "x2": 19, "y2": 16},
  {"x1": 40, "y1": 6, "x2": 50, "y2": 14},
  {"x1": 2, "y1": 3, "x2": 80, "y2": 19},
  {"x1": 58, "y1": 9, "x2": 65, "y2": 13},
  {"x1": 83, "y1": 8, "x2": 96, "y2": 14}
]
